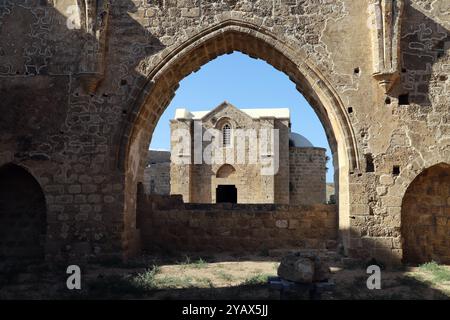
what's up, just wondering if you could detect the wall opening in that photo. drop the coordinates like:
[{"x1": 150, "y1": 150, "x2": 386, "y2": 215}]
[
  {"x1": 398, "y1": 93, "x2": 410, "y2": 105},
  {"x1": 385, "y1": 97, "x2": 392, "y2": 105},
  {"x1": 0, "y1": 164, "x2": 46, "y2": 261},
  {"x1": 222, "y1": 123, "x2": 231, "y2": 147},
  {"x1": 365, "y1": 154, "x2": 375, "y2": 173},
  {"x1": 401, "y1": 163, "x2": 450, "y2": 264},
  {"x1": 216, "y1": 185, "x2": 237, "y2": 203},
  {"x1": 393, "y1": 165, "x2": 400, "y2": 176},
  {"x1": 148, "y1": 52, "x2": 333, "y2": 205}
]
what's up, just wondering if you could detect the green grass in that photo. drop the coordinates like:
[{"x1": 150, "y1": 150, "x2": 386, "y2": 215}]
[
  {"x1": 153, "y1": 275, "x2": 195, "y2": 288},
  {"x1": 131, "y1": 265, "x2": 160, "y2": 290},
  {"x1": 419, "y1": 261, "x2": 450, "y2": 283},
  {"x1": 242, "y1": 274, "x2": 271, "y2": 286},
  {"x1": 131, "y1": 265, "x2": 211, "y2": 289},
  {"x1": 191, "y1": 258, "x2": 208, "y2": 269}
]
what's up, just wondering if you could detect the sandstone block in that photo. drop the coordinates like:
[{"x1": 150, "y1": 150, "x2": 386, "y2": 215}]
[
  {"x1": 278, "y1": 256, "x2": 315, "y2": 283},
  {"x1": 277, "y1": 252, "x2": 331, "y2": 283},
  {"x1": 379, "y1": 174, "x2": 394, "y2": 186}
]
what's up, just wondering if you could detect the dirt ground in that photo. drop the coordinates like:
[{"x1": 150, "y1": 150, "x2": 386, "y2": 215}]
[{"x1": 1, "y1": 252, "x2": 450, "y2": 300}]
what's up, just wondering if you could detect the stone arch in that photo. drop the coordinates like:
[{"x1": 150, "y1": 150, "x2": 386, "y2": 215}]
[
  {"x1": 214, "y1": 117, "x2": 235, "y2": 129},
  {"x1": 0, "y1": 163, "x2": 46, "y2": 261},
  {"x1": 119, "y1": 19, "x2": 359, "y2": 256},
  {"x1": 401, "y1": 163, "x2": 450, "y2": 264},
  {"x1": 216, "y1": 164, "x2": 236, "y2": 179}
]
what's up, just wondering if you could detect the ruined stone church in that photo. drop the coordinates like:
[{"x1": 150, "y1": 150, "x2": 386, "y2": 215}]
[
  {"x1": 0, "y1": 0, "x2": 449, "y2": 266},
  {"x1": 169, "y1": 102, "x2": 327, "y2": 204}
]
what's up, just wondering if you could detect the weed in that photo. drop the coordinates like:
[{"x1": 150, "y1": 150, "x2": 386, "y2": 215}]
[
  {"x1": 419, "y1": 261, "x2": 450, "y2": 283},
  {"x1": 242, "y1": 274, "x2": 271, "y2": 286}
]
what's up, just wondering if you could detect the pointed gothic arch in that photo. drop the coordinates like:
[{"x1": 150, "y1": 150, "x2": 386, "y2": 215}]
[{"x1": 118, "y1": 19, "x2": 359, "y2": 256}]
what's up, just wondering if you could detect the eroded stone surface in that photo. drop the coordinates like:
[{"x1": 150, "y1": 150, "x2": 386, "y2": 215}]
[
  {"x1": 0, "y1": 0, "x2": 448, "y2": 264},
  {"x1": 277, "y1": 252, "x2": 331, "y2": 283}
]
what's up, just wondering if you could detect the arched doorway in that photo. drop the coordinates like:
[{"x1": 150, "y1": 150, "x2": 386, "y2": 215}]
[
  {"x1": 215, "y1": 164, "x2": 237, "y2": 203},
  {"x1": 119, "y1": 20, "x2": 358, "y2": 256},
  {"x1": 0, "y1": 164, "x2": 46, "y2": 261},
  {"x1": 401, "y1": 163, "x2": 450, "y2": 264}
]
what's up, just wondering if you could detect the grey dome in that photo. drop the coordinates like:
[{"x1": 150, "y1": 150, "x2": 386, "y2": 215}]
[{"x1": 289, "y1": 132, "x2": 314, "y2": 147}]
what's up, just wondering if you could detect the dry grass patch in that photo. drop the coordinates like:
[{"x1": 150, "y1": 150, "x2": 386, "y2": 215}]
[
  {"x1": 154, "y1": 260, "x2": 279, "y2": 288},
  {"x1": 405, "y1": 262, "x2": 450, "y2": 296}
]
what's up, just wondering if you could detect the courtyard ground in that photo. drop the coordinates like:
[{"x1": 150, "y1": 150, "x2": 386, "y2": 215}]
[{"x1": 1, "y1": 252, "x2": 450, "y2": 300}]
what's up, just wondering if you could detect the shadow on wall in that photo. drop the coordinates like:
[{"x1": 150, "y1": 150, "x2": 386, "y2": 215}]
[
  {"x1": 0, "y1": 0, "x2": 449, "y2": 265},
  {"x1": 395, "y1": 4, "x2": 450, "y2": 107},
  {"x1": 0, "y1": 0, "x2": 167, "y2": 260},
  {"x1": 401, "y1": 163, "x2": 450, "y2": 265},
  {"x1": 347, "y1": 164, "x2": 450, "y2": 268},
  {"x1": 0, "y1": 0, "x2": 165, "y2": 162},
  {"x1": 118, "y1": 1, "x2": 450, "y2": 264}
]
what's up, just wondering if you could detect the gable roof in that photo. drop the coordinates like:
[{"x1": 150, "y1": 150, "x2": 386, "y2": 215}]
[{"x1": 174, "y1": 101, "x2": 290, "y2": 120}]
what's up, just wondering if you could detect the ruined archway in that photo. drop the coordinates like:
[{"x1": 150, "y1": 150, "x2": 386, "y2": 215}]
[
  {"x1": 401, "y1": 163, "x2": 450, "y2": 264},
  {"x1": 0, "y1": 164, "x2": 46, "y2": 261},
  {"x1": 119, "y1": 20, "x2": 359, "y2": 256}
]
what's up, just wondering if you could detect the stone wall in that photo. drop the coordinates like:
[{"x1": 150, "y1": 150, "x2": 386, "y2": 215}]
[
  {"x1": 138, "y1": 192, "x2": 338, "y2": 254},
  {"x1": 0, "y1": 0, "x2": 448, "y2": 264},
  {"x1": 289, "y1": 147, "x2": 327, "y2": 205},
  {"x1": 147, "y1": 150, "x2": 170, "y2": 164},
  {"x1": 170, "y1": 103, "x2": 291, "y2": 204},
  {"x1": 401, "y1": 163, "x2": 450, "y2": 264},
  {"x1": 143, "y1": 150, "x2": 170, "y2": 195},
  {"x1": 143, "y1": 163, "x2": 170, "y2": 195}
]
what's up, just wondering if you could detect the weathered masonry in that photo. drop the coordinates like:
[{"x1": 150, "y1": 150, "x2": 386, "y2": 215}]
[
  {"x1": 143, "y1": 150, "x2": 170, "y2": 195},
  {"x1": 169, "y1": 102, "x2": 327, "y2": 205},
  {"x1": 0, "y1": 0, "x2": 449, "y2": 265},
  {"x1": 138, "y1": 193, "x2": 338, "y2": 254}
]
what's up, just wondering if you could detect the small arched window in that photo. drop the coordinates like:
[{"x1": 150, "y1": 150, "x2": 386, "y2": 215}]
[{"x1": 222, "y1": 123, "x2": 231, "y2": 147}]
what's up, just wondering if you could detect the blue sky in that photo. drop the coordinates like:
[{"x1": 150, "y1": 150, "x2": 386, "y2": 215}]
[{"x1": 150, "y1": 52, "x2": 334, "y2": 182}]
